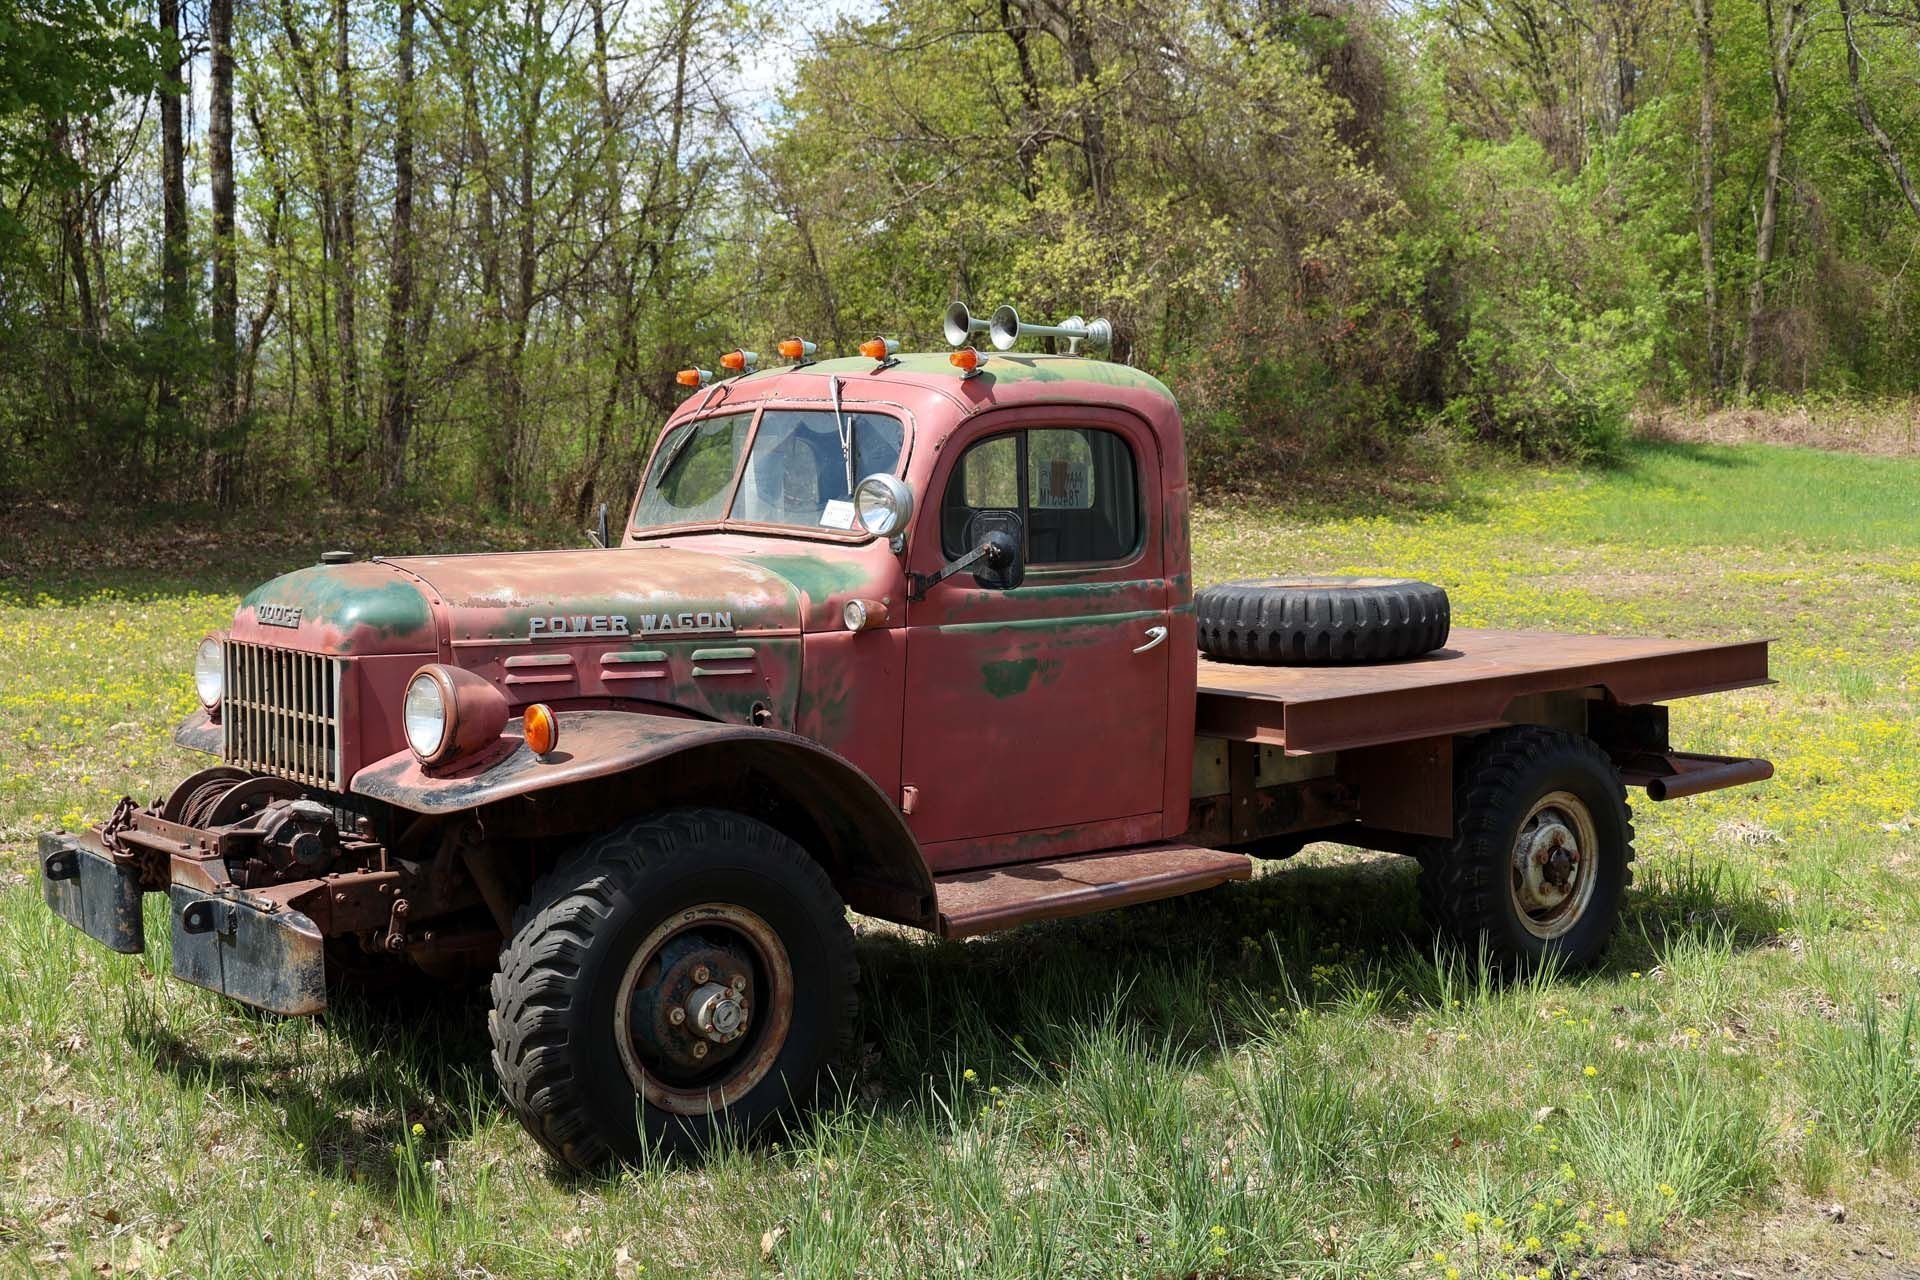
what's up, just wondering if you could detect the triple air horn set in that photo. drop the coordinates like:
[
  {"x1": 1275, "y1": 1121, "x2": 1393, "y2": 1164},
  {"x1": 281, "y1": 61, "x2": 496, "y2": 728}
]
[{"x1": 676, "y1": 303, "x2": 1112, "y2": 388}]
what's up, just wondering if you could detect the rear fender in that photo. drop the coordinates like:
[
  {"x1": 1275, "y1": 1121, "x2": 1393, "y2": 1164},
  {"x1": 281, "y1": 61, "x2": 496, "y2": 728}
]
[{"x1": 350, "y1": 710, "x2": 936, "y2": 928}]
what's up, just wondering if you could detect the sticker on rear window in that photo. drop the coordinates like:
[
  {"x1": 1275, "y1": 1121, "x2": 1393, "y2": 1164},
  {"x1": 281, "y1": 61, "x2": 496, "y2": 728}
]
[{"x1": 1033, "y1": 459, "x2": 1090, "y2": 509}]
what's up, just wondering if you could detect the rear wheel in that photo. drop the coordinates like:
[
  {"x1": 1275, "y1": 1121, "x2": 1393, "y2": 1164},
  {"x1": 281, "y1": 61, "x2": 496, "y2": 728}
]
[
  {"x1": 1419, "y1": 727, "x2": 1633, "y2": 971},
  {"x1": 489, "y1": 809, "x2": 857, "y2": 1170}
]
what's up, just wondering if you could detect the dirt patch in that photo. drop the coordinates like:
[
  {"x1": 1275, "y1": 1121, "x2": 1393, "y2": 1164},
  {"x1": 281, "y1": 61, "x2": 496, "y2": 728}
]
[{"x1": 1637, "y1": 403, "x2": 1920, "y2": 457}]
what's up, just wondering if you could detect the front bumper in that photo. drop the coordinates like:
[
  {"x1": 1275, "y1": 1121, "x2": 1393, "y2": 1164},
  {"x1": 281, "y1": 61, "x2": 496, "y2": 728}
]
[{"x1": 40, "y1": 830, "x2": 327, "y2": 1016}]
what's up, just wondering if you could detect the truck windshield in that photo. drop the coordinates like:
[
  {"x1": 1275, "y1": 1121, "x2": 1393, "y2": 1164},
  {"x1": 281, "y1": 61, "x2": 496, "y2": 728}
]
[{"x1": 633, "y1": 408, "x2": 905, "y2": 533}]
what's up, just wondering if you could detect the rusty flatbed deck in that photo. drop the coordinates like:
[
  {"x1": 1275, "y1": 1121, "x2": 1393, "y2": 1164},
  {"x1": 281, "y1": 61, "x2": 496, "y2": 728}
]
[{"x1": 1195, "y1": 629, "x2": 1771, "y2": 756}]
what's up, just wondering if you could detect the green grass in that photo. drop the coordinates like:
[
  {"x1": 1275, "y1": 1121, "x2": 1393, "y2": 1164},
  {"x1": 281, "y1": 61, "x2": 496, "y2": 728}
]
[{"x1": 4, "y1": 441, "x2": 1920, "y2": 1276}]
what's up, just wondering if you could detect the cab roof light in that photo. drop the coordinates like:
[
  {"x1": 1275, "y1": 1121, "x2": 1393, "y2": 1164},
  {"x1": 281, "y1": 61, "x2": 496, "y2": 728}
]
[
  {"x1": 777, "y1": 338, "x2": 818, "y2": 366},
  {"x1": 949, "y1": 347, "x2": 987, "y2": 378},
  {"x1": 859, "y1": 337, "x2": 900, "y2": 369},
  {"x1": 676, "y1": 367, "x2": 713, "y2": 388},
  {"x1": 719, "y1": 348, "x2": 758, "y2": 373}
]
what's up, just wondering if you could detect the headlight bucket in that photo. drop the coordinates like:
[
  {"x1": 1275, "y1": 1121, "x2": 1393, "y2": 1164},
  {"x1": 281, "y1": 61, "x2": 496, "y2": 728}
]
[
  {"x1": 403, "y1": 664, "x2": 510, "y2": 766},
  {"x1": 194, "y1": 635, "x2": 225, "y2": 709}
]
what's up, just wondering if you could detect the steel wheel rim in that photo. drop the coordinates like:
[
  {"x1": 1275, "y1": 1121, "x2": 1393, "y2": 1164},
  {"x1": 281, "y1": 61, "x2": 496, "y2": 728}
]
[
  {"x1": 1509, "y1": 790, "x2": 1600, "y2": 940},
  {"x1": 612, "y1": 902, "x2": 795, "y2": 1116}
]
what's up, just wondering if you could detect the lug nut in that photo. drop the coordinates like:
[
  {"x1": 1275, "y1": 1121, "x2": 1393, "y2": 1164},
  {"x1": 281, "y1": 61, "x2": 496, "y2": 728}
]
[
  {"x1": 731, "y1": 975, "x2": 747, "y2": 993},
  {"x1": 668, "y1": 1007, "x2": 686, "y2": 1025},
  {"x1": 692, "y1": 965, "x2": 710, "y2": 984},
  {"x1": 692, "y1": 1042, "x2": 709, "y2": 1058}
]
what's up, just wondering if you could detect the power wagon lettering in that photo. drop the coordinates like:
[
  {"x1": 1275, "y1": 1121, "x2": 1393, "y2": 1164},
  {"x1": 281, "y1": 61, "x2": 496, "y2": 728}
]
[{"x1": 527, "y1": 610, "x2": 734, "y2": 638}]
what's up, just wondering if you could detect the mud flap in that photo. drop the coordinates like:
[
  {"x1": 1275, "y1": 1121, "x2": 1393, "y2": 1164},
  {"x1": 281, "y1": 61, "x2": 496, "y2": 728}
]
[
  {"x1": 40, "y1": 833, "x2": 146, "y2": 955},
  {"x1": 168, "y1": 885, "x2": 328, "y2": 1016}
]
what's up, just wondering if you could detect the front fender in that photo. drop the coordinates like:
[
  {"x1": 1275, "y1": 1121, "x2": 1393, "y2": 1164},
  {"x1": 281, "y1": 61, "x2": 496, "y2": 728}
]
[
  {"x1": 350, "y1": 709, "x2": 936, "y2": 927},
  {"x1": 175, "y1": 708, "x2": 222, "y2": 756},
  {"x1": 352, "y1": 710, "x2": 758, "y2": 814}
]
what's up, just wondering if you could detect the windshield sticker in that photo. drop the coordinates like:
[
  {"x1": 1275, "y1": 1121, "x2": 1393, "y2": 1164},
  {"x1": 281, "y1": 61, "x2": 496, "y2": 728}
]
[
  {"x1": 819, "y1": 499, "x2": 856, "y2": 529},
  {"x1": 528, "y1": 611, "x2": 735, "y2": 639}
]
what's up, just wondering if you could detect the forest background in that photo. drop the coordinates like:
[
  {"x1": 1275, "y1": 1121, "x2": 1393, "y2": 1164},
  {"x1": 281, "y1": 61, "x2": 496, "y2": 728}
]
[{"x1": 3, "y1": 0, "x2": 1918, "y2": 520}]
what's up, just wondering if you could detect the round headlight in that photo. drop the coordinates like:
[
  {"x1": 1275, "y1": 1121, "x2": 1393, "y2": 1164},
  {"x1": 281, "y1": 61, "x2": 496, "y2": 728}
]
[
  {"x1": 403, "y1": 670, "x2": 450, "y2": 761},
  {"x1": 194, "y1": 636, "x2": 224, "y2": 708},
  {"x1": 853, "y1": 473, "x2": 914, "y2": 537}
]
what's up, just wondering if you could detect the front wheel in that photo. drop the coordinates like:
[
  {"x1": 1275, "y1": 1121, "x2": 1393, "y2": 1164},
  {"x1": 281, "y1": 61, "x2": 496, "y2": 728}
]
[
  {"x1": 1419, "y1": 727, "x2": 1634, "y2": 971},
  {"x1": 489, "y1": 809, "x2": 857, "y2": 1170}
]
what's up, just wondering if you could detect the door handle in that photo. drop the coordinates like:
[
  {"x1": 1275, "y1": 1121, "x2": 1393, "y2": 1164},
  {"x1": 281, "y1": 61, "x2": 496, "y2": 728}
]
[{"x1": 1133, "y1": 625, "x2": 1168, "y2": 654}]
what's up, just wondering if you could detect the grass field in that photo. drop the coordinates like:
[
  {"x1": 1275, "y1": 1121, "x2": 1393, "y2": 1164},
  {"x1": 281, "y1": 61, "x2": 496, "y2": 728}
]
[{"x1": 2, "y1": 440, "x2": 1919, "y2": 1278}]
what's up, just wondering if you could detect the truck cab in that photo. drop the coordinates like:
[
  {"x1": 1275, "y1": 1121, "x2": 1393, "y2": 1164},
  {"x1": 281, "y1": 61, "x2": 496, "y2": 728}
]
[{"x1": 39, "y1": 313, "x2": 1772, "y2": 1171}]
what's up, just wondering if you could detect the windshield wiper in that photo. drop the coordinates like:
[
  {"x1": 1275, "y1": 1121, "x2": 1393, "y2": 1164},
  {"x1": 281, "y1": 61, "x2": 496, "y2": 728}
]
[
  {"x1": 830, "y1": 376, "x2": 855, "y2": 494},
  {"x1": 655, "y1": 425, "x2": 697, "y2": 484}
]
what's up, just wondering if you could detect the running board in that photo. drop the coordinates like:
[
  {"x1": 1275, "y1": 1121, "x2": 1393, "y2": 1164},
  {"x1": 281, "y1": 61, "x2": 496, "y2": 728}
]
[{"x1": 934, "y1": 844, "x2": 1253, "y2": 939}]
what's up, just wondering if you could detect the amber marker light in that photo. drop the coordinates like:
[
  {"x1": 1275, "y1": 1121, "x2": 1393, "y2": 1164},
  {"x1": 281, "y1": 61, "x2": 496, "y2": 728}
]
[
  {"x1": 719, "y1": 348, "x2": 757, "y2": 373},
  {"x1": 778, "y1": 337, "x2": 818, "y2": 364},
  {"x1": 523, "y1": 703, "x2": 560, "y2": 757},
  {"x1": 859, "y1": 337, "x2": 900, "y2": 365},
  {"x1": 949, "y1": 347, "x2": 986, "y2": 377},
  {"x1": 676, "y1": 367, "x2": 712, "y2": 388}
]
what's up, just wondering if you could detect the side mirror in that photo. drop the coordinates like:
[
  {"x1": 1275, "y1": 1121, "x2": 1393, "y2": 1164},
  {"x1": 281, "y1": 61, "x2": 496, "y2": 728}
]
[
  {"x1": 965, "y1": 509, "x2": 1024, "y2": 590},
  {"x1": 587, "y1": 502, "x2": 610, "y2": 549},
  {"x1": 909, "y1": 508, "x2": 1026, "y2": 599}
]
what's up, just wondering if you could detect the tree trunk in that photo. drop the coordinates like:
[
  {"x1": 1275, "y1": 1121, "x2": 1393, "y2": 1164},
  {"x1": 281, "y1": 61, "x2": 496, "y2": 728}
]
[
  {"x1": 1839, "y1": 0, "x2": 1920, "y2": 224},
  {"x1": 378, "y1": 0, "x2": 417, "y2": 494},
  {"x1": 52, "y1": 118, "x2": 97, "y2": 340},
  {"x1": 333, "y1": 0, "x2": 361, "y2": 446},
  {"x1": 1689, "y1": 0, "x2": 1721, "y2": 399},
  {"x1": 158, "y1": 0, "x2": 188, "y2": 415},
  {"x1": 998, "y1": 0, "x2": 1045, "y2": 200},
  {"x1": 209, "y1": 0, "x2": 238, "y2": 502},
  {"x1": 501, "y1": 0, "x2": 544, "y2": 515},
  {"x1": 1736, "y1": 0, "x2": 1806, "y2": 402}
]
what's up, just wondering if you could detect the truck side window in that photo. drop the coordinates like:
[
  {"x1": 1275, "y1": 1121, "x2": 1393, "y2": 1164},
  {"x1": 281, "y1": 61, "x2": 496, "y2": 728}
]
[
  {"x1": 941, "y1": 434, "x2": 1019, "y2": 555},
  {"x1": 940, "y1": 428, "x2": 1140, "y2": 565}
]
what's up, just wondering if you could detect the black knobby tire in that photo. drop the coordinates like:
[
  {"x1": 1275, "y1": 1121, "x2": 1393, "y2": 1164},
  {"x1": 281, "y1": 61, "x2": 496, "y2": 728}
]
[
  {"x1": 1195, "y1": 576, "x2": 1451, "y2": 665},
  {"x1": 1419, "y1": 727, "x2": 1634, "y2": 971},
  {"x1": 489, "y1": 809, "x2": 858, "y2": 1170}
]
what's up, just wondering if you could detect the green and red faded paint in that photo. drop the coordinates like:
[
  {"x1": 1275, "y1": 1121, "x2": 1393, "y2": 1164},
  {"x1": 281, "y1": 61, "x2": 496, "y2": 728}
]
[{"x1": 185, "y1": 351, "x2": 1202, "y2": 877}]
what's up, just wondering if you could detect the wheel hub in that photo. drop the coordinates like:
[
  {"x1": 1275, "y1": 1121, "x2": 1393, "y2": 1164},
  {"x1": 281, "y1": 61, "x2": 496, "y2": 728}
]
[
  {"x1": 627, "y1": 934, "x2": 755, "y2": 1074},
  {"x1": 1517, "y1": 819, "x2": 1579, "y2": 910},
  {"x1": 1509, "y1": 792, "x2": 1601, "y2": 940}
]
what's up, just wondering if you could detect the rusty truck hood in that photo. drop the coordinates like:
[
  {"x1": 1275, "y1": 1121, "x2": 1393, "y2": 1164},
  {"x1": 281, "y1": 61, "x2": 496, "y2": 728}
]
[{"x1": 234, "y1": 547, "x2": 806, "y2": 654}]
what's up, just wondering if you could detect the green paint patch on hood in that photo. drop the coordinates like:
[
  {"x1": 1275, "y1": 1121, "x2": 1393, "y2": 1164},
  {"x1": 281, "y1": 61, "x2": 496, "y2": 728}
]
[
  {"x1": 240, "y1": 563, "x2": 435, "y2": 653},
  {"x1": 730, "y1": 553, "x2": 873, "y2": 604}
]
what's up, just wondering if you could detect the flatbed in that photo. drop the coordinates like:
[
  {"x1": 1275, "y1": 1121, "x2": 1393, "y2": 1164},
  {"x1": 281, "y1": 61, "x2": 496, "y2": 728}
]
[{"x1": 1195, "y1": 629, "x2": 1773, "y2": 753}]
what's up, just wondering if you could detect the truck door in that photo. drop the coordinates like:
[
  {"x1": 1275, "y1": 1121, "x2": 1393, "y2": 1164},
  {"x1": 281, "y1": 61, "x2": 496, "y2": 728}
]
[{"x1": 902, "y1": 413, "x2": 1170, "y2": 867}]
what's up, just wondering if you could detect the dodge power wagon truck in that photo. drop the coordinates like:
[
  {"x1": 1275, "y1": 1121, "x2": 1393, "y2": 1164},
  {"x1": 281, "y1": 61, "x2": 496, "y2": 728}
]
[{"x1": 40, "y1": 306, "x2": 1773, "y2": 1170}]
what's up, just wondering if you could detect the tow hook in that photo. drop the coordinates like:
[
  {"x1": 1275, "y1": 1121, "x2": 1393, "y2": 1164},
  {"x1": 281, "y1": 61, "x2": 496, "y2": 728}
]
[{"x1": 180, "y1": 898, "x2": 240, "y2": 938}]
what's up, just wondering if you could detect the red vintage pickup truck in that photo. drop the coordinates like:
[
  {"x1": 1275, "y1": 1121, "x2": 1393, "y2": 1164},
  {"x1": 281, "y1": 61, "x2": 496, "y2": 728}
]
[{"x1": 40, "y1": 306, "x2": 1771, "y2": 1170}]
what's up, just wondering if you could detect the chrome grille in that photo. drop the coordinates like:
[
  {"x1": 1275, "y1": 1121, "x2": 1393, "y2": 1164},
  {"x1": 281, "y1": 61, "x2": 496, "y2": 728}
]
[{"x1": 222, "y1": 641, "x2": 344, "y2": 790}]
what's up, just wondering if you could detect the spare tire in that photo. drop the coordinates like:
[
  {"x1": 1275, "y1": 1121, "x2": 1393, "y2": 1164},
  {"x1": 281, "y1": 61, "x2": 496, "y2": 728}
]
[{"x1": 1195, "y1": 576, "x2": 1451, "y2": 665}]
